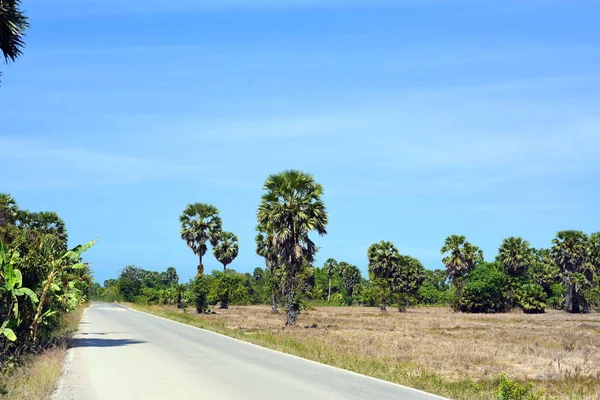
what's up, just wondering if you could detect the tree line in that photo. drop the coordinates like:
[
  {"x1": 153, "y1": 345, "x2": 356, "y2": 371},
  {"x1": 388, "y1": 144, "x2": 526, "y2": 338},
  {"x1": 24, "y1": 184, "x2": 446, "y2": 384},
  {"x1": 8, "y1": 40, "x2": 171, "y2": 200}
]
[
  {"x1": 96, "y1": 170, "x2": 600, "y2": 326},
  {"x1": 0, "y1": 194, "x2": 95, "y2": 378}
]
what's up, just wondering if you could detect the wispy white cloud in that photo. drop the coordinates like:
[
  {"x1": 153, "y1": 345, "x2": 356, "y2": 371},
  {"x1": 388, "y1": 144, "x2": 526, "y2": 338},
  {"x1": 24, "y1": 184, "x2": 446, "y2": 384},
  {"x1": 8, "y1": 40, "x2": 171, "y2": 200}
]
[{"x1": 0, "y1": 136, "x2": 224, "y2": 189}]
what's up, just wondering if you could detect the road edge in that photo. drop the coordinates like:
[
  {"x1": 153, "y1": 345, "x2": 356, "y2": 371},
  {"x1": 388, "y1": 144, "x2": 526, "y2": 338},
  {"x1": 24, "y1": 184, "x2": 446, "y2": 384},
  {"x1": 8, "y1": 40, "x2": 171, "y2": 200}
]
[{"x1": 121, "y1": 303, "x2": 448, "y2": 400}]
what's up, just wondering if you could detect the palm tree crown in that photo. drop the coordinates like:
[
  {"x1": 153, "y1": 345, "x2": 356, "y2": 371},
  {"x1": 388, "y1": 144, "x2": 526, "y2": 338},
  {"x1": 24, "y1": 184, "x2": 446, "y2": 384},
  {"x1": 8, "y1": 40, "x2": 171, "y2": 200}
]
[
  {"x1": 368, "y1": 241, "x2": 400, "y2": 280},
  {"x1": 497, "y1": 236, "x2": 534, "y2": 277},
  {"x1": 213, "y1": 231, "x2": 239, "y2": 272},
  {"x1": 440, "y1": 235, "x2": 483, "y2": 281},
  {"x1": 0, "y1": 0, "x2": 29, "y2": 78}
]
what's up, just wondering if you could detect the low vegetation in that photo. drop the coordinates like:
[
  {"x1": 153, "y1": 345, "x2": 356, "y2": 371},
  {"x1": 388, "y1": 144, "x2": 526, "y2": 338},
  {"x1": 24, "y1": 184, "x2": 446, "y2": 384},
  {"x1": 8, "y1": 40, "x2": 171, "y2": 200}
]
[{"x1": 0, "y1": 194, "x2": 95, "y2": 397}]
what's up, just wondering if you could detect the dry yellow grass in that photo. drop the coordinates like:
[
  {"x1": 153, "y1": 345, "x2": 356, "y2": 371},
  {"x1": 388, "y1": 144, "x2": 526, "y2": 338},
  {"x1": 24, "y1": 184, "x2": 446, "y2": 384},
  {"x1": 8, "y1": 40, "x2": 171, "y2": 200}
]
[
  {"x1": 1, "y1": 303, "x2": 87, "y2": 400},
  {"x1": 132, "y1": 304, "x2": 600, "y2": 399}
]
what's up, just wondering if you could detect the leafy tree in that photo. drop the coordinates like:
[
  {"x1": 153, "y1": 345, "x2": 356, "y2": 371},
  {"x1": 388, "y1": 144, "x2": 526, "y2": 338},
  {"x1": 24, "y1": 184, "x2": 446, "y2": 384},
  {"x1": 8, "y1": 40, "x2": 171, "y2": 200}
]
[
  {"x1": 323, "y1": 258, "x2": 338, "y2": 302},
  {"x1": 459, "y1": 262, "x2": 509, "y2": 313},
  {"x1": 212, "y1": 231, "x2": 239, "y2": 273},
  {"x1": 441, "y1": 235, "x2": 483, "y2": 283},
  {"x1": 550, "y1": 230, "x2": 592, "y2": 313},
  {"x1": 211, "y1": 271, "x2": 249, "y2": 309},
  {"x1": 252, "y1": 267, "x2": 264, "y2": 281},
  {"x1": 392, "y1": 255, "x2": 425, "y2": 312},
  {"x1": 180, "y1": 203, "x2": 222, "y2": 277},
  {"x1": 497, "y1": 237, "x2": 534, "y2": 278},
  {"x1": 338, "y1": 262, "x2": 361, "y2": 298},
  {"x1": 160, "y1": 267, "x2": 179, "y2": 287},
  {"x1": 367, "y1": 241, "x2": 400, "y2": 311},
  {"x1": 257, "y1": 170, "x2": 328, "y2": 325},
  {"x1": 0, "y1": 0, "x2": 28, "y2": 82}
]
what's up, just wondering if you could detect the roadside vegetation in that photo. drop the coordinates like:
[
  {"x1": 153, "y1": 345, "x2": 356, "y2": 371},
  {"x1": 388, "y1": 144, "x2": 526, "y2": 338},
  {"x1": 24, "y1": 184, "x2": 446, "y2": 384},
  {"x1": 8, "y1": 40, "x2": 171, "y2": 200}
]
[
  {"x1": 0, "y1": 194, "x2": 95, "y2": 398},
  {"x1": 94, "y1": 169, "x2": 600, "y2": 399}
]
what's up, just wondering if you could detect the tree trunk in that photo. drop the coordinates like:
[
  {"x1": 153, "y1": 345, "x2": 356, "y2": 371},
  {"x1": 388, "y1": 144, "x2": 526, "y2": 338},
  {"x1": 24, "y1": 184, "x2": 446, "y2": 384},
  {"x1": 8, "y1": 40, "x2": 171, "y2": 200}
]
[
  {"x1": 197, "y1": 254, "x2": 204, "y2": 277},
  {"x1": 177, "y1": 292, "x2": 183, "y2": 309},
  {"x1": 270, "y1": 291, "x2": 278, "y2": 314},
  {"x1": 380, "y1": 293, "x2": 387, "y2": 312},
  {"x1": 285, "y1": 277, "x2": 298, "y2": 325},
  {"x1": 328, "y1": 278, "x2": 331, "y2": 302},
  {"x1": 220, "y1": 298, "x2": 229, "y2": 309},
  {"x1": 30, "y1": 269, "x2": 58, "y2": 342}
]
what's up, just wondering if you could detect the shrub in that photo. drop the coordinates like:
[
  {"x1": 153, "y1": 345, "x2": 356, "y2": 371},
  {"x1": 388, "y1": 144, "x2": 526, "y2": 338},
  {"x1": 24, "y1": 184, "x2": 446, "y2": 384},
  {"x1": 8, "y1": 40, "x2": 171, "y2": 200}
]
[
  {"x1": 547, "y1": 283, "x2": 566, "y2": 310},
  {"x1": 459, "y1": 263, "x2": 509, "y2": 313},
  {"x1": 495, "y1": 375, "x2": 544, "y2": 400},
  {"x1": 516, "y1": 284, "x2": 547, "y2": 314}
]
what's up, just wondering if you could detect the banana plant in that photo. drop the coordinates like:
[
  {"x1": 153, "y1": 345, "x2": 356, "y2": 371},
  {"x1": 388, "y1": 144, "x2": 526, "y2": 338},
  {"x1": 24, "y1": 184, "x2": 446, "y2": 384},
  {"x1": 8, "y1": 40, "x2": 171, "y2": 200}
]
[
  {"x1": 0, "y1": 242, "x2": 38, "y2": 342},
  {"x1": 30, "y1": 239, "x2": 97, "y2": 341}
]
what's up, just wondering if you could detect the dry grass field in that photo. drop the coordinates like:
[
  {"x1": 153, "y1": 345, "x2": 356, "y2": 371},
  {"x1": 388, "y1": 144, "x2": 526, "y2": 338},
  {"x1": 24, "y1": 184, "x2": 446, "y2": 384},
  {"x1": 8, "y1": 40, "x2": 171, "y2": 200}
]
[{"x1": 131, "y1": 304, "x2": 600, "y2": 399}]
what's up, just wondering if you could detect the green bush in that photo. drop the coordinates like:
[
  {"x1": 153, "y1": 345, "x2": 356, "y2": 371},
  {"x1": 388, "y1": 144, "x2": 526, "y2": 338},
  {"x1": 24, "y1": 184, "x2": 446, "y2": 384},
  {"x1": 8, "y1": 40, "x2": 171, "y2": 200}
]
[
  {"x1": 459, "y1": 263, "x2": 509, "y2": 313},
  {"x1": 495, "y1": 375, "x2": 544, "y2": 400},
  {"x1": 516, "y1": 284, "x2": 546, "y2": 314},
  {"x1": 547, "y1": 283, "x2": 566, "y2": 310},
  {"x1": 417, "y1": 281, "x2": 451, "y2": 305}
]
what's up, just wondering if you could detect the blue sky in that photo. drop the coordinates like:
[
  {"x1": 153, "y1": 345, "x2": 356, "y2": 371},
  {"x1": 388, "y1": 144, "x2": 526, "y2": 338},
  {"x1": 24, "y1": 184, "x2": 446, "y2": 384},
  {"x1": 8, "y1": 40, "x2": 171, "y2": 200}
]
[{"x1": 2, "y1": 0, "x2": 600, "y2": 284}]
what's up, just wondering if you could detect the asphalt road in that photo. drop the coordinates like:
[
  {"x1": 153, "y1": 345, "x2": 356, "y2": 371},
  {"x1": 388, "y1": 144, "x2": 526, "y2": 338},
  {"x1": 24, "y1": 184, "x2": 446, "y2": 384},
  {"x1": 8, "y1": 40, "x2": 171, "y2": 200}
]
[{"x1": 53, "y1": 303, "x2": 445, "y2": 400}]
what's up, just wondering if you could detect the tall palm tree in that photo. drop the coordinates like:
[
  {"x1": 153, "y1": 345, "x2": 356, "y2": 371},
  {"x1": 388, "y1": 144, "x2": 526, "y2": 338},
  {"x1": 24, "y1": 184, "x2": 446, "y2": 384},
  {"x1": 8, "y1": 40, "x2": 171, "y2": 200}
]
[
  {"x1": 257, "y1": 170, "x2": 328, "y2": 325},
  {"x1": 212, "y1": 231, "x2": 239, "y2": 273},
  {"x1": 367, "y1": 241, "x2": 400, "y2": 311},
  {"x1": 323, "y1": 258, "x2": 338, "y2": 302},
  {"x1": 255, "y1": 228, "x2": 280, "y2": 313},
  {"x1": 0, "y1": 193, "x2": 18, "y2": 227},
  {"x1": 497, "y1": 236, "x2": 534, "y2": 277},
  {"x1": 551, "y1": 230, "x2": 590, "y2": 313},
  {"x1": 440, "y1": 235, "x2": 483, "y2": 283},
  {"x1": 180, "y1": 203, "x2": 222, "y2": 277},
  {"x1": 0, "y1": 0, "x2": 28, "y2": 80}
]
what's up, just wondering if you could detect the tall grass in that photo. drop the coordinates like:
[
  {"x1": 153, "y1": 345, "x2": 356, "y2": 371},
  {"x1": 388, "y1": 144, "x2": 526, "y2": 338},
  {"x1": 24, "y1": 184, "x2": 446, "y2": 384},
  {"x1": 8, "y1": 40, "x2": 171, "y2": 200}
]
[{"x1": 0, "y1": 303, "x2": 87, "y2": 400}]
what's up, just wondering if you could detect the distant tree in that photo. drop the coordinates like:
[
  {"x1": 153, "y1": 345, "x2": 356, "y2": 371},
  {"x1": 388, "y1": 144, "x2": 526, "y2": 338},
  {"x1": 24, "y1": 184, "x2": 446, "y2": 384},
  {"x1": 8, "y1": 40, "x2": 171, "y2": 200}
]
[
  {"x1": 338, "y1": 262, "x2": 361, "y2": 298},
  {"x1": 212, "y1": 232, "x2": 239, "y2": 273},
  {"x1": 252, "y1": 267, "x2": 264, "y2": 281},
  {"x1": 257, "y1": 170, "x2": 328, "y2": 325},
  {"x1": 323, "y1": 258, "x2": 338, "y2": 302},
  {"x1": 497, "y1": 237, "x2": 535, "y2": 278},
  {"x1": 0, "y1": 0, "x2": 28, "y2": 82},
  {"x1": 160, "y1": 267, "x2": 179, "y2": 287},
  {"x1": 180, "y1": 203, "x2": 222, "y2": 277},
  {"x1": 441, "y1": 235, "x2": 483, "y2": 286},
  {"x1": 368, "y1": 241, "x2": 400, "y2": 311},
  {"x1": 459, "y1": 262, "x2": 509, "y2": 313},
  {"x1": 118, "y1": 265, "x2": 145, "y2": 301},
  {"x1": 551, "y1": 230, "x2": 592, "y2": 313},
  {"x1": 392, "y1": 255, "x2": 425, "y2": 312}
]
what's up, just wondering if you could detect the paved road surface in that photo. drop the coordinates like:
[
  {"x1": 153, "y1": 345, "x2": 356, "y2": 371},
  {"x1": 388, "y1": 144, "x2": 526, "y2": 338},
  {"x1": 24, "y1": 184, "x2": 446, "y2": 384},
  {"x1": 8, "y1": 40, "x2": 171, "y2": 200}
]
[{"x1": 54, "y1": 303, "x2": 445, "y2": 400}]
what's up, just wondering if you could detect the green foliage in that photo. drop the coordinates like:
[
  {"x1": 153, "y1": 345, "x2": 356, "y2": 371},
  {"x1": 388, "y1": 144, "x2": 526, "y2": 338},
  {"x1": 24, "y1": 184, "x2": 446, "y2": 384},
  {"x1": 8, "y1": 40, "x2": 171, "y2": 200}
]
[
  {"x1": 393, "y1": 255, "x2": 425, "y2": 312},
  {"x1": 459, "y1": 263, "x2": 509, "y2": 313},
  {"x1": 191, "y1": 276, "x2": 211, "y2": 313},
  {"x1": 441, "y1": 235, "x2": 484, "y2": 282},
  {"x1": 516, "y1": 284, "x2": 547, "y2": 314},
  {"x1": 0, "y1": 0, "x2": 29, "y2": 82},
  {"x1": 497, "y1": 237, "x2": 535, "y2": 278},
  {"x1": 210, "y1": 270, "x2": 249, "y2": 309},
  {"x1": 257, "y1": 170, "x2": 328, "y2": 325},
  {"x1": 212, "y1": 232, "x2": 239, "y2": 272},
  {"x1": 495, "y1": 375, "x2": 544, "y2": 400}
]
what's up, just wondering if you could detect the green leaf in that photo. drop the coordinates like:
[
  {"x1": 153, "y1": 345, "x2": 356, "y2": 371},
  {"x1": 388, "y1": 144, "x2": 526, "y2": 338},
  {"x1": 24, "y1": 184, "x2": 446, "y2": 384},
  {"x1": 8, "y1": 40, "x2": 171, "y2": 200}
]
[
  {"x1": 70, "y1": 263, "x2": 86, "y2": 269},
  {"x1": 62, "y1": 239, "x2": 98, "y2": 262},
  {"x1": 50, "y1": 283, "x2": 61, "y2": 292},
  {"x1": 14, "y1": 287, "x2": 39, "y2": 303},
  {"x1": 1, "y1": 328, "x2": 17, "y2": 342}
]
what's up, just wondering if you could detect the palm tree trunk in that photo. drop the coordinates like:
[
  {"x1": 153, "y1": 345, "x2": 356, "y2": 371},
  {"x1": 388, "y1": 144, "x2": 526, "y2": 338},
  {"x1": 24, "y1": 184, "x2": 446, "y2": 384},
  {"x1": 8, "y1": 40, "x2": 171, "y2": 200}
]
[
  {"x1": 380, "y1": 293, "x2": 387, "y2": 312},
  {"x1": 328, "y1": 278, "x2": 331, "y2": 301},
  {"x1": 197, "y1": 254, "x2": 204, "y2": 277},
  {"x1": 270, "y1": 290, "x2": 278, "y2": 313}
]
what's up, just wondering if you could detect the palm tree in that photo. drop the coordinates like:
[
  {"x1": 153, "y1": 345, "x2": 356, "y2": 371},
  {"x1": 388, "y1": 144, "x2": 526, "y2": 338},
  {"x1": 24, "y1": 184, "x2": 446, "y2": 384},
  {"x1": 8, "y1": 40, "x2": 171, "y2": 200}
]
[
  {"x1": 0, "y1": 0, "x2": 28, "y2": 80},
  {"x1": 338, "y1": 262, "x2": 361, "y2": 298},
  {"x1": 323, "y1": 258, "x2": 338, "y2": 302},
  {"x1": 212, "y1": 231, "x2": 239, "y2": 273},
  {"x1": 180, "y1": 203, "x2": 222, "y2": 277},
  {"x1": 255, "y1": 228, "x2": 280, "y2": 313},
  {"x1": 367, "y1": 241, "x2": 400, "y2": 311},
  {"x1": 257, "y1": 170, "x2": 328, "y2": 325},
  {"x1": 497, "y1": 237, "x2": 534, "y2": 277},
  {"x1": 550, "y1": 230, "x2": 590, "y2": 313},
  {"x1": 440, "y1": 235, "x2": 483, "y2": 283}
]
